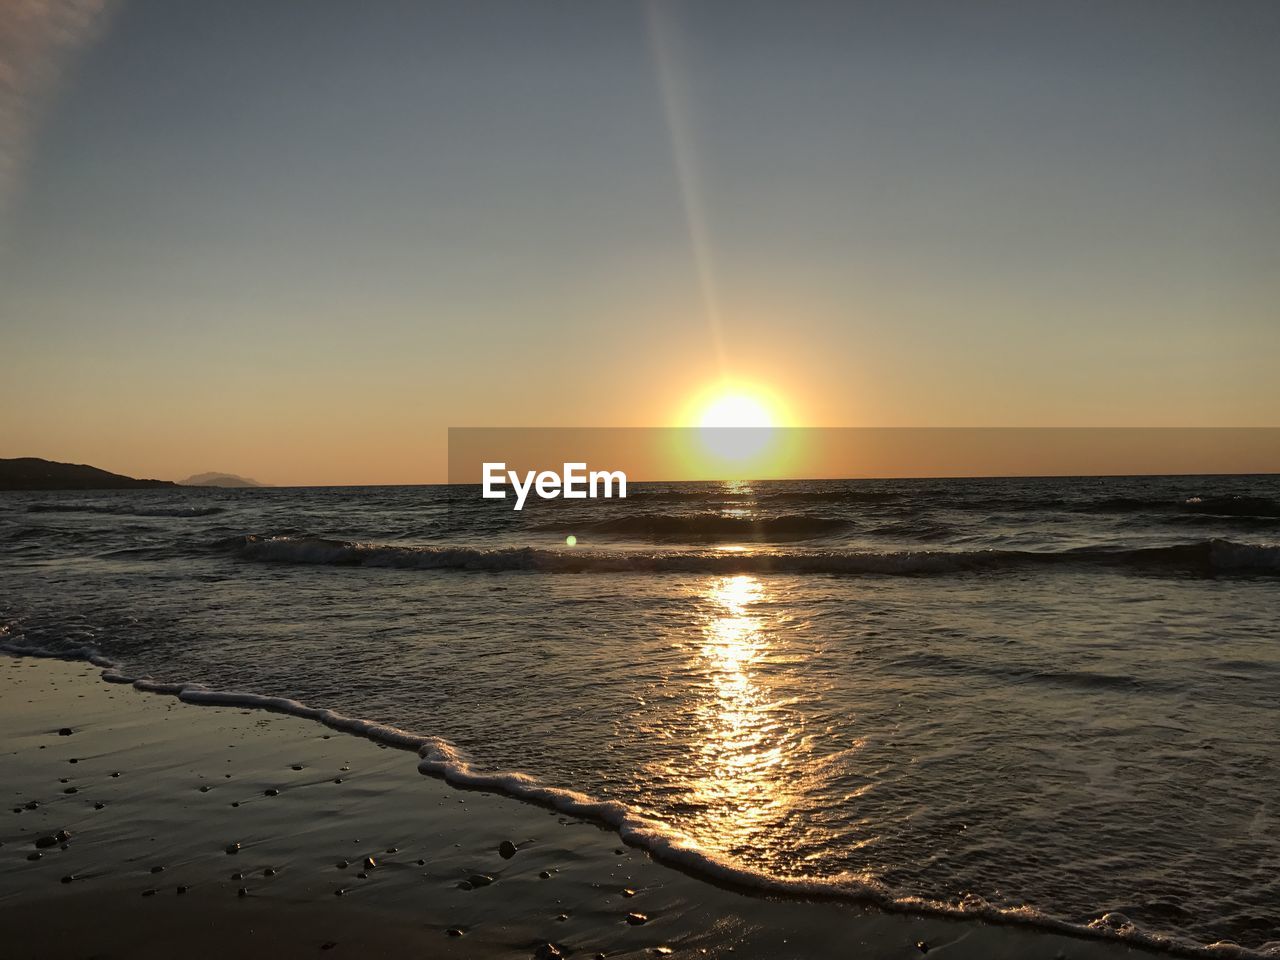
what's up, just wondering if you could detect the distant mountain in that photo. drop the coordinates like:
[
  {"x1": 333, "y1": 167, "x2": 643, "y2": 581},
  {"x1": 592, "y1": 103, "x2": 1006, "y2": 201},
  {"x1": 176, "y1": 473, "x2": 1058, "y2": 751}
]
[
  {"x1": 182, "y1": 472, "x2": 264, "y2": 488},
  {"x1": 0, "y1": 457, "x2": 177, "y2": 491}
]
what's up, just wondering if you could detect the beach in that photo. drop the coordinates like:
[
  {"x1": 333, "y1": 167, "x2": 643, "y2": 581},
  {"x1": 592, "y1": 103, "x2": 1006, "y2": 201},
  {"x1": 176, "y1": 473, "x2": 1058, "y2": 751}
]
[{"x1": 2, "y1": 653, "x2": 1163, "y2": 960}]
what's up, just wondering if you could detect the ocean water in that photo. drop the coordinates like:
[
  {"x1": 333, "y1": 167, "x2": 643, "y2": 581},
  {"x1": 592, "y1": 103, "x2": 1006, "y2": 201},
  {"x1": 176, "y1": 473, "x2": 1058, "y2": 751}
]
[{"x1": 2, "y1": 475, "x2": 1279, "y2": 956}]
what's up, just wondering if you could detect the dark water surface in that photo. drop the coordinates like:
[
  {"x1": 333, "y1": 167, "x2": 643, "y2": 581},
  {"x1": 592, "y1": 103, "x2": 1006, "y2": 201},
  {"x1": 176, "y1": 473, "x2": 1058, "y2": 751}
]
[{"x1": 3, "y1": 476, "x2": 1278, "y2": 956}]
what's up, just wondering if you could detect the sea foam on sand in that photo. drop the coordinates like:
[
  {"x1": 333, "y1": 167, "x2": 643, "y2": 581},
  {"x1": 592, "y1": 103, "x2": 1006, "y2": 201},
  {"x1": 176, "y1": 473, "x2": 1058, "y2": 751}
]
[{"x1": 2, "y1": 653, "x2": 1269, "y2": 960}]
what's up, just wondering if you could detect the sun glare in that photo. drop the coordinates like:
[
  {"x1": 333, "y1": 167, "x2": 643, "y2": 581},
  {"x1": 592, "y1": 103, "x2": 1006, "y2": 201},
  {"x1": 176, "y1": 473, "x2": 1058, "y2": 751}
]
[
  {"x1": 685, "y1": 382, "x2": 788, "y2": 431},
  {"x1": 678, "y1": 383, "x2": 792, "y2": 476},
  {"x1": 698, "y1": 393, "x2": 775, "y2": 430}
]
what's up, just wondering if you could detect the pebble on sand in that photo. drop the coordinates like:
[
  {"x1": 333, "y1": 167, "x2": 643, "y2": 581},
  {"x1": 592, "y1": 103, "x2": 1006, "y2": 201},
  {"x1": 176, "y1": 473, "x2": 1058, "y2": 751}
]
[
  {"x1": 916, "y1": 941, "x2": 930, "y2": 954},
  {"x1": 534, "y1": 943, "x2": 564, "y2": 960},
  {"x1": 362, "y1": 856, "x2": 376, "y2": 870},
  {"x1": 58, "y1": 728, "x2": 73, "y2": 736},
  {"x1": 626, "y1": 912, "x2": 650, "y2": 926},
  {"x1": 468, "y1": 874, "x2": 495, "y2": 887},
  {"x1": 225, "y1": 842, "x2": 241, "y2": 854},
  {"x1": 238, "y1": 887, "x2": 248, "y2": 897},
  {"x1": 264, "y1": 788, "x2": 279, "y2": 797},
  {"x1": 446, "y1": 928, "x2": 465, "y2": 937},
  {"x1": 499, "y1": 839, "x2": 518, "y2": 859}
]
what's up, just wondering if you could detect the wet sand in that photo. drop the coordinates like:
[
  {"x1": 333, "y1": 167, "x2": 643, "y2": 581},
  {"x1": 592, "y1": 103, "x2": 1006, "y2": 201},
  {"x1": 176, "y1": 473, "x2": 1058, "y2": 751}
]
[{"x1": 1, "y1": 654, "x2": 1154, "y2": 960}]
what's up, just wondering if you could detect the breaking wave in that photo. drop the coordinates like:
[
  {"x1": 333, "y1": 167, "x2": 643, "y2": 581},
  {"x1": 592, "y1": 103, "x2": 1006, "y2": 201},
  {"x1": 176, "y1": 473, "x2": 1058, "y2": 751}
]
[
  {"x1": 215, "y1": 534, "x2": 1280, "y2": 577},
  {"x1": 531, "y1": 512, "x2": 849, "y2": 541}
]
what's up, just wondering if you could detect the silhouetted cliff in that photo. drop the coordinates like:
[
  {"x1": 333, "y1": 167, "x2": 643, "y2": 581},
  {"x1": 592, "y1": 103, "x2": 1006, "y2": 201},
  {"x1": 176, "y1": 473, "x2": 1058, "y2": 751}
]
[{"x1": 0, "y1": 458, "x2": 176, "y2": 491}]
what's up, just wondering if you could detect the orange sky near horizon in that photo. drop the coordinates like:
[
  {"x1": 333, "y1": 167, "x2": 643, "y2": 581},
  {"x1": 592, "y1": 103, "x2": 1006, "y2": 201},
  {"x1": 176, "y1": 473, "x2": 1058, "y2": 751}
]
[
  {"x1": 4, "y1": 365, "x2": 1280, "y2": 486},
  {"x1": 446, "y1": 428, "x2": 1280, "y2": 489},
  {"x1": 3, "y1": 2, "x2": 1279, "y2": 485}
]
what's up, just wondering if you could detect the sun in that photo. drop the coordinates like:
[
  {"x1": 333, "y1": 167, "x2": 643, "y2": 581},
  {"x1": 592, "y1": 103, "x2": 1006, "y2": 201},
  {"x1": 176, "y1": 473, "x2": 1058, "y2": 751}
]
[
  {"x1": 697, "y1": 392, "x2": 776, "y2": 430},
  {"x1": 683, "y1": 381, "x2": 789, "y2": 430},
  {"x1": 676, "y1": 382, "x2": 792, "y2": 476}
]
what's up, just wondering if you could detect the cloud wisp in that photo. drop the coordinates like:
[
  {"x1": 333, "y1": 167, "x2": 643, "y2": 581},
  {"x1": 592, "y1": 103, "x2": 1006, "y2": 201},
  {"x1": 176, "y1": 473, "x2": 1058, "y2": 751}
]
[{"x1": 0, "y1": 0, "x2": 109, "y2": 213}]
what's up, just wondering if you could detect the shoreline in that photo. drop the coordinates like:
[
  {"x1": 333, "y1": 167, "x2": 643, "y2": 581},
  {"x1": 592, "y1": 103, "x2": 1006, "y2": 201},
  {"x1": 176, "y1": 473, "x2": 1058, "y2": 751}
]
[{"x1": 0, "y1": 653, "x2": 1236, "y2": 959}]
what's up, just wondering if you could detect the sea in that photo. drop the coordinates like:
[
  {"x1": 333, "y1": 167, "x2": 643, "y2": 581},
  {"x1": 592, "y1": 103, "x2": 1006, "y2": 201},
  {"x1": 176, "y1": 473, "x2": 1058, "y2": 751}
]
[{"x1": 2, "y1": 474, "x2": 1278, "y2": 957}]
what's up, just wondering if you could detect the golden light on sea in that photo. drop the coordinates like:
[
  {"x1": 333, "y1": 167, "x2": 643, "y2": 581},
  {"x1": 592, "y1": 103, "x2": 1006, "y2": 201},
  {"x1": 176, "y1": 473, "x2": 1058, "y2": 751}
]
[{"x1": 685, "y1": 574, "x2": 794, "y2": 856}]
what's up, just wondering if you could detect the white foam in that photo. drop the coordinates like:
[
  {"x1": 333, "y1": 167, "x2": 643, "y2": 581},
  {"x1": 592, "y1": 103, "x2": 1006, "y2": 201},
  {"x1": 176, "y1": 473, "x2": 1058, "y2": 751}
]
[{"x1": 1, "y1": 638, "x2": 1275, "y2": 960}]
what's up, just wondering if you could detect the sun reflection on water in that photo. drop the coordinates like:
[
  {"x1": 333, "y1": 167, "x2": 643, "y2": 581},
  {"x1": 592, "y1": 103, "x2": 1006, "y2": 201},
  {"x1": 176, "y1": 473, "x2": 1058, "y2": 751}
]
[{"x1": 685, "y1": 573, "x2": 800, "y2": 859}]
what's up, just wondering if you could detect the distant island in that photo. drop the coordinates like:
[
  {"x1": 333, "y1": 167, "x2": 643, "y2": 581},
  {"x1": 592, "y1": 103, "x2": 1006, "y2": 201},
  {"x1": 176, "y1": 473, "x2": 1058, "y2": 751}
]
[
  {"x1": 182, "y1": 472, "x2": 263, "y2": 488},
  {"x1": 0, "y1": 457, "x2": 177, "y2": 491}
]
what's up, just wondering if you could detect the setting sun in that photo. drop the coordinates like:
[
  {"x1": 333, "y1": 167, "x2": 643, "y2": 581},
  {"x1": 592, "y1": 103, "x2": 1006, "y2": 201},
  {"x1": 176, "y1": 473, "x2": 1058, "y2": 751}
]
[
  {"x1": 669, "y1": 381, "x2": 797, "y2": 478},
  {"x1": 698, "y1": 393, "x2": 775, "y2": 429},
  {"x1": 684, "y1": 382, "x2": 791, "y2": 430}
]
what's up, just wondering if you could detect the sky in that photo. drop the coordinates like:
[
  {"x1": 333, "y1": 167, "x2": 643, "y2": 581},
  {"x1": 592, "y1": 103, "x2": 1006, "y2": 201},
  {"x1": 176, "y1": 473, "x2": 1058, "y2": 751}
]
[{"x1": 2, "y1": 0, "x2": 1278, "y2": 485}]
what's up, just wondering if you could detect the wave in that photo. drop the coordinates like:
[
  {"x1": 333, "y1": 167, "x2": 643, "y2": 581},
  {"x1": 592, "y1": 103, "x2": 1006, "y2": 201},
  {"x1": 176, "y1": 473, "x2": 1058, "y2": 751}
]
[
  {"x1": 1181, "y1": 495, "x2": 1280, "y2": 518},
  {"x1": 763, "y1": 489, "x2": 902, "y2": 503},
  {"x1": 532, "y1": 512, "x2": 849, "y2": 541},
  {"x1": 0, "y1": 634, "x2": 1272, "y2": 960},
  {"x1": 215, "y1": 534, "x2": 1280, "y2": 577},
  {"x1": 597, "y1": 488, "x2": 1280, "y2": 520},
  {"x1": 1085, "y1": 495, "x2": 1280, "y2": 518},
  {"x1": 885, "y1": 651, "x2": 1159, "y2": 693},
  {"x1": 26, "y1": 503, "x2": 225, "y2": 518}
]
